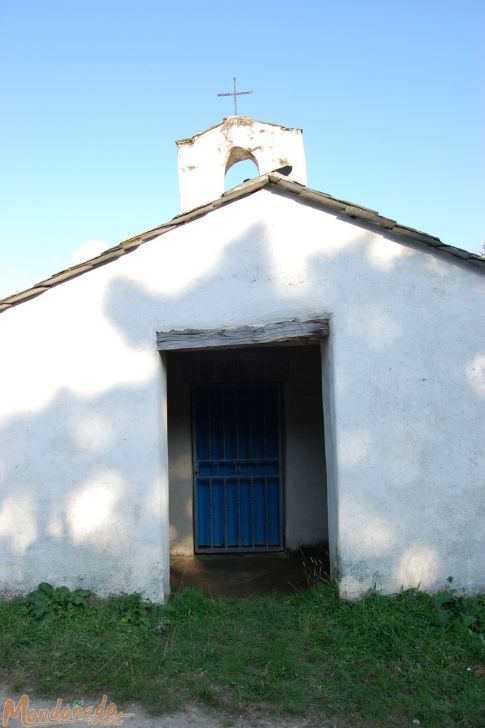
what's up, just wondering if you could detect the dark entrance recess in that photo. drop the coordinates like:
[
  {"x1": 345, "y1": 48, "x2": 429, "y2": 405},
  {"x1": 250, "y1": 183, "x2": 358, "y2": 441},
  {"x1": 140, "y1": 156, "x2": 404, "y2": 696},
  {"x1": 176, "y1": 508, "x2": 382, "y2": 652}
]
[
  {"x1": 193, "y1": 384, "x2": 283, "y2": 552},
  {"x1": 164, "y1": 333, "x2": 331, "y2": 596}
]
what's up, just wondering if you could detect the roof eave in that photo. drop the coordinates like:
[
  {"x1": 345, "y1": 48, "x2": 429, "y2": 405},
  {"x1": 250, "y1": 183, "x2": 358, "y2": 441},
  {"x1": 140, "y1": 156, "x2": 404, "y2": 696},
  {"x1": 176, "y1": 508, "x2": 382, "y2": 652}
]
[{"x1": 0, "y1": 175, "x2": 483, "y2": 314}]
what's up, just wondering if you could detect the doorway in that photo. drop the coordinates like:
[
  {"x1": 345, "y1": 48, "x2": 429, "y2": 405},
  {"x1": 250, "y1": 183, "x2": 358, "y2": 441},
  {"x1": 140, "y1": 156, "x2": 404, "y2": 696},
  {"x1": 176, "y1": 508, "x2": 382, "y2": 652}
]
[{"x1": 166, "y1": 344, "x2": 328, "y2": 558}]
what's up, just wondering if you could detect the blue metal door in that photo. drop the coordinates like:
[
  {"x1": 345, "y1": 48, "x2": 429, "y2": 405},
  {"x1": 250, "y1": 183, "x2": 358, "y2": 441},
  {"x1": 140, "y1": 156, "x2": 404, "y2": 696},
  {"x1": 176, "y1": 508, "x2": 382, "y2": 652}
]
[{"x1": 193, "y1": 384, "x2": 283, "y2": 552}]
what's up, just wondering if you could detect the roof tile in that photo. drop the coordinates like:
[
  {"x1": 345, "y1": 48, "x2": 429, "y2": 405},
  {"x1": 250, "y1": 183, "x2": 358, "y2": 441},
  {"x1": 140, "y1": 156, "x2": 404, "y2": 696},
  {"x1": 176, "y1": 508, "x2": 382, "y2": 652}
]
[{"x1": 0, "y1": 175, "x2": 483, "y2": 314}]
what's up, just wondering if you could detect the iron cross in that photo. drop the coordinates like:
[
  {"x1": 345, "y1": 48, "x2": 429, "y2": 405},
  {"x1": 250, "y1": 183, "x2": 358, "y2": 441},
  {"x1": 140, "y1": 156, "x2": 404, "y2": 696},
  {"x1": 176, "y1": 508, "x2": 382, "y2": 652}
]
[{"x1": 217, "y1": 77, "x2": 253, "y2": 116}]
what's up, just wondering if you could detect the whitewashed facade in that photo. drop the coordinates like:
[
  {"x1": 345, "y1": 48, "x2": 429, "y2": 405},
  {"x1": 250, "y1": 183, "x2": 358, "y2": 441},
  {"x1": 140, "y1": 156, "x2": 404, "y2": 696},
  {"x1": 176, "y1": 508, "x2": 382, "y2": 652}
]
[{"x1": 0, "y1": 117, "x2": 483, "y2": 601}]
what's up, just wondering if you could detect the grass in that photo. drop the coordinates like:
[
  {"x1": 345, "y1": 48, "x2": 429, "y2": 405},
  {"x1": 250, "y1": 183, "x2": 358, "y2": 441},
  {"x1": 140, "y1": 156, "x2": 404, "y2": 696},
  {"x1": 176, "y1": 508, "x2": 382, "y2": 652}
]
[{"x1": 0, "y1": 582, "x2": 484, "y2": 727}]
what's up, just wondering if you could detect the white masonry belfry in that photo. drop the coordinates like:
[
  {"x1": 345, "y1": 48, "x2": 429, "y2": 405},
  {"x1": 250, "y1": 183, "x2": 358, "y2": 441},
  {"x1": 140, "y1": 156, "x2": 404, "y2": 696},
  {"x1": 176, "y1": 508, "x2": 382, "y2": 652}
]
[{"x1": 176, "y1": 116, "x2": 307, "y2": 212}]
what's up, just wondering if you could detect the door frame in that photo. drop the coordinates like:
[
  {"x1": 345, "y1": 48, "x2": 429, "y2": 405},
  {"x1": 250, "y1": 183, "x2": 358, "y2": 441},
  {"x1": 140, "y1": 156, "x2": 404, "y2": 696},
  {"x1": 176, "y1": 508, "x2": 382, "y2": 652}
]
[
  {"x1": 159, "y1": 316, "x2": 334, "y2": 585},
  {"x1": 157, "y1": 318, "x2": 329, "y2": 352}
]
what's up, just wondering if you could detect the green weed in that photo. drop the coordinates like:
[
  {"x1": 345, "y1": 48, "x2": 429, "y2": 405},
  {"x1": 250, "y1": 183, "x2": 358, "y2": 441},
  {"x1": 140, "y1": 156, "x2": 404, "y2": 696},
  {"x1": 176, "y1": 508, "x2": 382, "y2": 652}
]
[
  {"x1": 26, "y1": 582, "x2": 91, "y2": 619},
  {"x1": 431, "y1": 578, "x2": 484, "y2": 634},
  {"x1": 114, "y1": 592, "x2": 152, "y2": 628}
]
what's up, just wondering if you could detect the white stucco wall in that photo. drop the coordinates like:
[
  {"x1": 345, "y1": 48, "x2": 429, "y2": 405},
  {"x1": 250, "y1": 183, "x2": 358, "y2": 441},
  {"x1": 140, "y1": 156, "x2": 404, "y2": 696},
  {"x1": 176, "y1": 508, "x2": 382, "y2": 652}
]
[{"x1": 0, "y1": 188, "x2": 483, "y2": 600}]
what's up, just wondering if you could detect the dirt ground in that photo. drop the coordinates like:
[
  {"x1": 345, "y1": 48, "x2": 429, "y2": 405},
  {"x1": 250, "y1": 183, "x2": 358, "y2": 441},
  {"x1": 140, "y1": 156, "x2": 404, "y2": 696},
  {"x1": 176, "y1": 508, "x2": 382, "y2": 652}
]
[
  {"x1": 170, "y1": 549, "x2": 329, "y2": 598},
  {"x1": 0, "y1": 686, "x2": 346, "y2": 727}
]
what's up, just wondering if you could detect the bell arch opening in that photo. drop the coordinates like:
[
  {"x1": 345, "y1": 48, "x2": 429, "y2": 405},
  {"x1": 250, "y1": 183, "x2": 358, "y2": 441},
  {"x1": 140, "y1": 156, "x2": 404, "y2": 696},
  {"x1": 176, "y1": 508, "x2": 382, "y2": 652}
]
[{"x1": 224, "y1": 146, "x2": 260, "y2": 191}]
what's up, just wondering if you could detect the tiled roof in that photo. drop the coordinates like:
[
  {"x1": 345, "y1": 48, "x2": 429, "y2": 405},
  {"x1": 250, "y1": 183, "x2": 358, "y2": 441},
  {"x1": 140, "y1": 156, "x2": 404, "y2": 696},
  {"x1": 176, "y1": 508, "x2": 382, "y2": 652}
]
[{"x1": 1, "y1": 174, "x2": 483, "y2": 314}]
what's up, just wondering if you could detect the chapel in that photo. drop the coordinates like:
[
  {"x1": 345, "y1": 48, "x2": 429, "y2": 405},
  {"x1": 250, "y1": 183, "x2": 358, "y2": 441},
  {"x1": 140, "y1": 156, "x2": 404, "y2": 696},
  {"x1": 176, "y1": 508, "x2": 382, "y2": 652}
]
[{"x1": 0, "y1": 116, "x2": 483, "y2": 601}]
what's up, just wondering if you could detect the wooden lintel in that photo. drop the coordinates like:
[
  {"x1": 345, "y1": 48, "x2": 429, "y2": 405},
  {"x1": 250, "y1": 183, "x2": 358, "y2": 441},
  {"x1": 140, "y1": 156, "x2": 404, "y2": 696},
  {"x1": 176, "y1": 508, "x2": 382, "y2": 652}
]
[{"x1": 157, "y1": 318, "x2": 330, "y2": 352}]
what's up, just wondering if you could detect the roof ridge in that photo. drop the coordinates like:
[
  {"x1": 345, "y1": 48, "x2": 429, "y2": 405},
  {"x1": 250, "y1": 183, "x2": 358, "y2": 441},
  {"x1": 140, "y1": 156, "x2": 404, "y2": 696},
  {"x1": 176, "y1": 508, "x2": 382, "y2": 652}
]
[{"x1": 1, "y1": 176, "x2": 483, "y2": 313}]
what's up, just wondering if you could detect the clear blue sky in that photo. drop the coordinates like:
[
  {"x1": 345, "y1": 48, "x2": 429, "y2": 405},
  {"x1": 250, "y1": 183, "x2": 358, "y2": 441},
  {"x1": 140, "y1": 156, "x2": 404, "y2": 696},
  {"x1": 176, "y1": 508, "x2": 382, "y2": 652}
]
[{"x1": 0, "y1": 0, "x2": 483, "y2": 298}]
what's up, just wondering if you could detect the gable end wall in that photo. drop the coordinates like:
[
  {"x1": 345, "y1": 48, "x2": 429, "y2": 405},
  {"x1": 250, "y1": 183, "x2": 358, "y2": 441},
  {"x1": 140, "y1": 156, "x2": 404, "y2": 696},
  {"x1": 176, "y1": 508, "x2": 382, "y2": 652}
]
[{"x1": 0, "y1": 188, "x2": 483, "y2": 599}]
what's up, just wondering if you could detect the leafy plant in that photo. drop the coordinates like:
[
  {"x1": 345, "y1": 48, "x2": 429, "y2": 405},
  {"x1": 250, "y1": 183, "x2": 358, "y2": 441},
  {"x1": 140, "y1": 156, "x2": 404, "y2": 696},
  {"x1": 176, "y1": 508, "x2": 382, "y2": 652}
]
[
  {"x1": 431, "y1": 579, "x2": 484, "y2": 634},
  {"x1": 27, "y1": 581, "x2": 91, "y2": 619},
  {"x1": 27, "y1": 582, "x2": 91, "y2": 619},
  {"x1": 115, "y1": 592, "x2": 152, "y2": 627}
]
